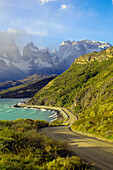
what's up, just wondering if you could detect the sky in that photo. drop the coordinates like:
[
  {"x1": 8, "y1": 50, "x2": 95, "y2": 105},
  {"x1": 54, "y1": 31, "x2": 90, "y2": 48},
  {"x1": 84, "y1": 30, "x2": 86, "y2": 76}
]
[{"x1": 0, "y1": 0, "x2": 113, "y2": 51}]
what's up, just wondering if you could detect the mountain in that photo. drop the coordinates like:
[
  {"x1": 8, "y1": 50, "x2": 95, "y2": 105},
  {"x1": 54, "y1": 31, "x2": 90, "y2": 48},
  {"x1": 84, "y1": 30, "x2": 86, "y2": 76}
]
[
  {"x1": 21, "y1": 40, "x2": 112, "y2": 72},
  {"x1": 0, "y1": 40, "x2": 25, "y2": 81},
  {"x1": 0, "y1": 39, "x2": 21, "y2": 62},
  {"x1": 0, "y1": 73, "x2": 56, "y2": 92},
  {"x1": 0, "y1": 60, "x2": 25, "y2": 82},
  {"x1": 22, "y1": 42, "x2": 62, "y2": 75},
  {"x1": 0, "y1": 39, "x2": 111, "y2": 82},
  {"x1": 55, "y1": 39, "x2": 112, "y2": 69},
  {"x1": 0, "y1": 74, "x2": 56, "y2": 98},
  {"x1": 28, "y1": 46, "x2": 113, "y2": 139}
]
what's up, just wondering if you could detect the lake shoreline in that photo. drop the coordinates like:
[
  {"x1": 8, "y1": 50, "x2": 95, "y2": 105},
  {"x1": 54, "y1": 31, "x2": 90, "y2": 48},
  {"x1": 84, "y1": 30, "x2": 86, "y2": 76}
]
[{"x1": 13, "y1": 103, "x2": 67, "y2": 122}]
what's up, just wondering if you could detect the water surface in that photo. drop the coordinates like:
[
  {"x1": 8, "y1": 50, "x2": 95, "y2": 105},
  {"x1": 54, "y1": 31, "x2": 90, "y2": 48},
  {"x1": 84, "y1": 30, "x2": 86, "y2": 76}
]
[{"x1": 0, "y1": 99, "x2": 57, "y2": 122}]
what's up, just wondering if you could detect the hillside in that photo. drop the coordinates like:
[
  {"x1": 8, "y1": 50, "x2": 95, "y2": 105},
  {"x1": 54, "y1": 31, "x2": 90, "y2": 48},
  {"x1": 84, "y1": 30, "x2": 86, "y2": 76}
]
[
  {"x1": 29, "y1": 47, "x2": 113, "y2": 139},
  {"x1": 0, "y1": 73, "x2": 56, "y2": 92},
  {"x1": 0, "y1": 76, "x2": 56, "y2": 98}
]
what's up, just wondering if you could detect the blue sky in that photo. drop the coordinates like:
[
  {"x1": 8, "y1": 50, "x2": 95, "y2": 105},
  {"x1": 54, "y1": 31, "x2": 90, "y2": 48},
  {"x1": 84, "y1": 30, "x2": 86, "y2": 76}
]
[{"x1": 0, "y1": 0, "x2": 113, "y2": 51}]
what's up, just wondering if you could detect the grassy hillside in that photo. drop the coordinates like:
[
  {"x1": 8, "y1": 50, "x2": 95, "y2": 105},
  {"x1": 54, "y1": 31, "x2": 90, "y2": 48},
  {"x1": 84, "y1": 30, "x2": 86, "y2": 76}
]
[
  {"x1": 29, "y1": 47, "x2": 113, "y2": 139},
  {"x1": 0, "y1": 119, "x2": 93, "y2": 169},
  {"x1": 0, "y1": 76, "x2": 56, "y2": 98}
]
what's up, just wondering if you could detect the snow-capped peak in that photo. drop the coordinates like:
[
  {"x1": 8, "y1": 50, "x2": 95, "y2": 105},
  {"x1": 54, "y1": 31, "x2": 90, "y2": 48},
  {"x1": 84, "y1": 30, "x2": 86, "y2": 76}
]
[{"x1": 60, "y1": 40, "x2": 73, "y2": 47}]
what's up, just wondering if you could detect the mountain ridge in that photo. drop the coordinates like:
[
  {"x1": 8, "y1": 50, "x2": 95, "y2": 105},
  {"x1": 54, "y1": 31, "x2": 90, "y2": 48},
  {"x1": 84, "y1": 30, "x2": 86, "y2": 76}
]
[
  {"x1": 0, "y1": 74, "x2": 56, "y2": 98},
  {"x1": 0, "y1": 39, "x2": 111, "y2": 82}
]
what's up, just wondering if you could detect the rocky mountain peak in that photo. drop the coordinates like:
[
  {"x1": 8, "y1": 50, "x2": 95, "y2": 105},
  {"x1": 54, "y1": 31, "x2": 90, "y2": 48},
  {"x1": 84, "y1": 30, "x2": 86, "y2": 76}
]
[
  {"x1": 60, "y1": 40, "x2": 74, "y2": 47},
  {"x1": 23, "y1": 42, "x2": 39, "y2": 61},
  {"x1": 56, "y1": 39, "x2": 112, "y2": 69},
  {"x1": 25, "y1": 42, "x2": 39, "y2": 51},
  {"x1": 0, "y1": 39, "x2": 112, "y2": 82}
]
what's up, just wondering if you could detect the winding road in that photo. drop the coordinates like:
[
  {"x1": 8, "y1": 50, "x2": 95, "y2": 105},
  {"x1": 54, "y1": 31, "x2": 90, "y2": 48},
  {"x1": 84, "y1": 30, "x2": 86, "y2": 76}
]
[{"x1": 20, "y1": 104, "x2": 113, "y2": 170}]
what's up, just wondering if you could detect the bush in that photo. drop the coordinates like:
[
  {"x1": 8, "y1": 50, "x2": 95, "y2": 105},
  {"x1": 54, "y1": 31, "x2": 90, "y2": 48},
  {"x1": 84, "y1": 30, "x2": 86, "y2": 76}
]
[{"x1": 0, "y1": 119, "x2": 95, "y2": 169}]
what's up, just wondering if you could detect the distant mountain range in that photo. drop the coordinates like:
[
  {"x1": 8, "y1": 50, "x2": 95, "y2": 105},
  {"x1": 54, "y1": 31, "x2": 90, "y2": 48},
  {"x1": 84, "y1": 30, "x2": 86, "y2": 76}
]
[{"x1": 0, "y1": 39, "x2": 112, "y2": 82}]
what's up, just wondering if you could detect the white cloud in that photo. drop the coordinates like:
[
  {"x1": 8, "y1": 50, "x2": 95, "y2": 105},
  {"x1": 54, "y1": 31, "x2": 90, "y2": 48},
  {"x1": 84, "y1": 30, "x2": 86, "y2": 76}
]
[
  {"x1": 60, "y1": 4, "x2": 67, "y2": 10},
  {"x1": 1, "y1": 25, "x2": 49, "y2": 37},
  {"x1": 112, "y1": 0, "x2": 113, "y2": 4},
  {"x1": 60, "y1": 4, "x2": 70, "y2": 10},
  {"x1": 25, "y1": 27, "x2": 48, "y2": 36},
  {"x1": 37, "y1": 0, "x2": 56, "y2": 5},
  {"x1": 6, "y1": 28, "x2": 22, "y2": 34}
]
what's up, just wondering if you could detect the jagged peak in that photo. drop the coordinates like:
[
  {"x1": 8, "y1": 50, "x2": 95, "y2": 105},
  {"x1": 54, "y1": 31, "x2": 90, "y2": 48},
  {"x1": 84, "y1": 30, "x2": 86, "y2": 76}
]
[
  {"x1": 60, "y1": 39, "x2": 112, "y2": 47},
  {"x1": 27, "y1": 42, "x2": 34, "y2": 46},
  {"x1": 24, "y1": 42, "x2": 39, "y2": 51},
  {"x1": 60, "y1": 40, "x2": 73, "y2": 46}
]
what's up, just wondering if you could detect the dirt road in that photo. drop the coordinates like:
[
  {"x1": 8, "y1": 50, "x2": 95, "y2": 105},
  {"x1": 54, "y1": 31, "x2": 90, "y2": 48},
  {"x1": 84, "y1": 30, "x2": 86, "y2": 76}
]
[
  {"x1": 41, "y1": 126, "x2": 113, "y2": 170},
  {"x1": 20, "y1": 104, "x2": 113, "y2": 170}
]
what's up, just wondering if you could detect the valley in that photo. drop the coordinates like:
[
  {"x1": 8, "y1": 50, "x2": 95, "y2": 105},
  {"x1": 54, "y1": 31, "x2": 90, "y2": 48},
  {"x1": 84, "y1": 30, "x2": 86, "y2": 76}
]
[
  {"x1": 0, "y1": 41, "x2": 113, "y2": 169},
  {"x1": 1, "y1": 0, "x2": 113, "y2": 169}
]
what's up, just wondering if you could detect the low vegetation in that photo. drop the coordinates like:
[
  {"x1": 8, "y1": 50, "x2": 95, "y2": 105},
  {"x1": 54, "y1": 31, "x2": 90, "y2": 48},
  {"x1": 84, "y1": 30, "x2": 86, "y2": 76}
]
[
  {"x1": 72, "y1": 115, "x2": 113, "y2": 140},
  {"x1": 0, "y1": 119, "x2": 94, "y2": 169}
]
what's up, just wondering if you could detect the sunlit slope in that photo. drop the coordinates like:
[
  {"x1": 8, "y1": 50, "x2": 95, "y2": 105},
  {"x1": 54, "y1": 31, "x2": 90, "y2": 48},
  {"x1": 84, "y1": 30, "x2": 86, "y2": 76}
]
[{"x1": 29, "y1": 47, "x2": 113, "y2": 117}]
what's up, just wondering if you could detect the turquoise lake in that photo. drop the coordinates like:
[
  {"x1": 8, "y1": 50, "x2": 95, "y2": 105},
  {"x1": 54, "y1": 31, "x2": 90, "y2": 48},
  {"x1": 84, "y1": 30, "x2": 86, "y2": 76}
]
[{"x1": 0, "y1": 99, "x2": 57, "y2": 122}]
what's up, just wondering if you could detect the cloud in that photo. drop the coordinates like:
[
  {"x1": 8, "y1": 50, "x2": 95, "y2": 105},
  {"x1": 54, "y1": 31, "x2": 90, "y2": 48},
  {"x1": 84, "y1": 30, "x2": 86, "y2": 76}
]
[
  {"x1": 60, "y1": 4, "x2": 70, "y2": 10},
  {"x1": 2, "y1": 27, "x2": 48, "y2": 37},
  {"x1": 60, "y1": 4, "x2": 67, "y2": 10},
  {"x1": 37, "y1": 0, "x2": 57, "y2": 5},
  {"x1": 0, "y1": 28, "x2": 23, "y2": 41},
  {"x1": 6, "y1": 28, "x2": 22, "y2": 34},
  {"x1": 112, "y1": 0, "x2": 113, "y2": 4},
  {"x1": 0, "y1": 28, "x2": 21, "y2": 48},
  {"x1": 25, "y1": 27, "x2": 48, "y2": 36}
]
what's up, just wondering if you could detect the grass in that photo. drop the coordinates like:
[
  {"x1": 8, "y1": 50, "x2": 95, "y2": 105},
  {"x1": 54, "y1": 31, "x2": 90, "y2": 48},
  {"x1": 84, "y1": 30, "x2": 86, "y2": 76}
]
[{"x1": 71, "y1": 115, "x2": 113, "y2": 140}]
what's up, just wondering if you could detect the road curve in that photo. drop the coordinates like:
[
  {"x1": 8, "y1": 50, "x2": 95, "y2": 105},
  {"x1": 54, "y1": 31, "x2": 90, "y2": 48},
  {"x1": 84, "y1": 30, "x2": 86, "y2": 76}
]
[{"x1": 19, "y1": 104, "x2": 113, "y2": 170}]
